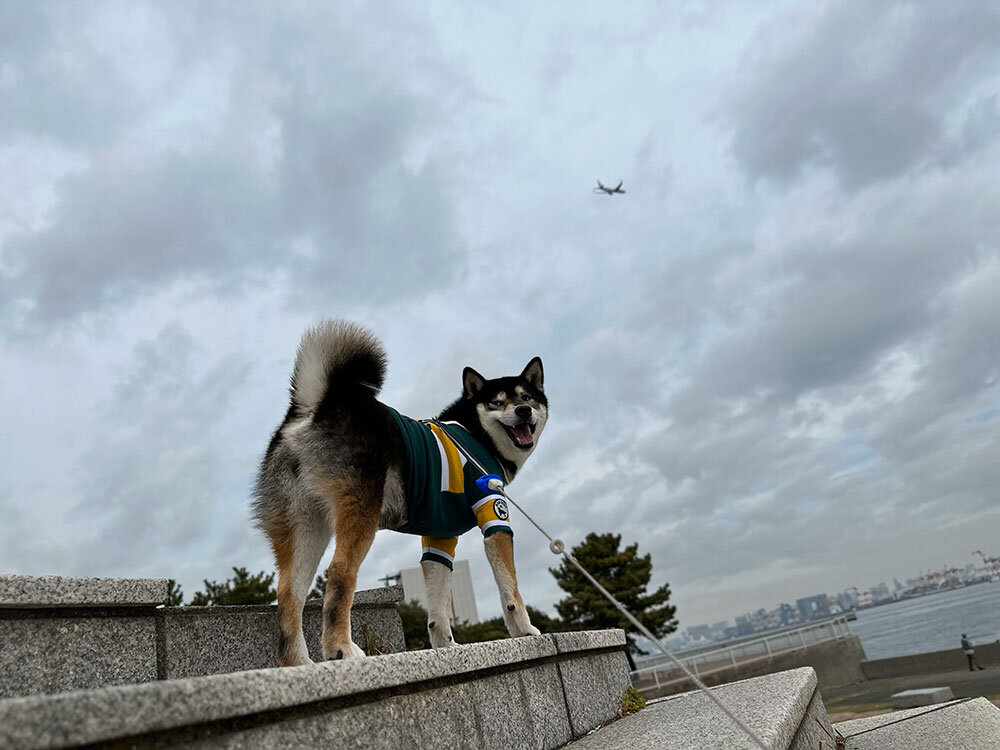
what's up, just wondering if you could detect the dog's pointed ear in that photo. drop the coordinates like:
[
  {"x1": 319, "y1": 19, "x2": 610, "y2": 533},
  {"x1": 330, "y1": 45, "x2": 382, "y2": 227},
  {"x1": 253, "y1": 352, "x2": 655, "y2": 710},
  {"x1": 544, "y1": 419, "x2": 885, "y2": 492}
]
[
  {"x1": 463, "y1": 367, "x2": 486, "y2": 399},
  {"x1": 521, "y1": 357, "x2": 544, "y2": 392}
]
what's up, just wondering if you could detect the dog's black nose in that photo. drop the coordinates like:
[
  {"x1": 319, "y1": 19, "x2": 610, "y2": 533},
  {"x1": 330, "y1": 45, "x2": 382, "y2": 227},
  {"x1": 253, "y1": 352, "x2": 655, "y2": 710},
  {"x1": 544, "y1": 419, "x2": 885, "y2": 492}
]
[{"x1": 515, "y1": 405, "x2": 532, "y2": 419}]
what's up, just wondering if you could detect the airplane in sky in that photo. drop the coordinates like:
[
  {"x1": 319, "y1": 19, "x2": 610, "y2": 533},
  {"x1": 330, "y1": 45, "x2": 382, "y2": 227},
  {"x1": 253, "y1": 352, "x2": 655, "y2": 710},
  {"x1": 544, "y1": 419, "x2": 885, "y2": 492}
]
[{"x1": 594, "y1": 179, "x2": 625, "y2": 195}]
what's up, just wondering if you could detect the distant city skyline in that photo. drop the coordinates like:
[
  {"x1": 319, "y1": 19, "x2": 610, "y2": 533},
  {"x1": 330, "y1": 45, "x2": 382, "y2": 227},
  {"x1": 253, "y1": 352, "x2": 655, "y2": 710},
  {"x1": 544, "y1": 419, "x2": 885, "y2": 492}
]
[{"x1": 673, "y1": 555, "x2": 999, "y2": 644}]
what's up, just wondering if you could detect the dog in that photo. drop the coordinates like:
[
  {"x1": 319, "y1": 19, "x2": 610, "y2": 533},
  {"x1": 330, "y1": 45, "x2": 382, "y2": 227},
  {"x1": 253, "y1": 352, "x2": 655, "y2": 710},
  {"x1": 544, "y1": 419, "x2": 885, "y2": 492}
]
[{"x1": 253, "y1": 320, "x2": 548, "y2": 665}]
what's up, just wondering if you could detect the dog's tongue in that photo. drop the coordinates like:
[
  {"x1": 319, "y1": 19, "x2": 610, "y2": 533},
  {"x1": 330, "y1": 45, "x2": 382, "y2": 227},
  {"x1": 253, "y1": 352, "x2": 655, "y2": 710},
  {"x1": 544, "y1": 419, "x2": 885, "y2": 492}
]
[{"x1": 512, "y1": 424, "x2": 533, "y2": 446}]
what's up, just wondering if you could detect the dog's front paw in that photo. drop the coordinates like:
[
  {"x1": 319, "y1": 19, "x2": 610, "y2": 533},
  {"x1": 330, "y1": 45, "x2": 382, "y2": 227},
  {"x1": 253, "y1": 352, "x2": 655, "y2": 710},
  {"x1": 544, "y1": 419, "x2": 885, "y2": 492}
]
[
  {"x1": 512, "y1": 623, "x2": 541, "y2": 638},
  {"x1": 325, "y1": 641, "x2": 366, "y2": 660},
  {"x1": 428, "y1": 619, "x2": 457, "y2": 649}
]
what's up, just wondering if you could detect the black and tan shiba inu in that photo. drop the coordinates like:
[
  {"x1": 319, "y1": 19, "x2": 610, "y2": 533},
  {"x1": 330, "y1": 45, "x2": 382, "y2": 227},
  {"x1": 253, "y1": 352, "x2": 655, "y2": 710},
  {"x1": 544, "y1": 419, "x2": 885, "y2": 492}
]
[{"x1": 253, "y1": 321, "x2": 548, "y2": 665}]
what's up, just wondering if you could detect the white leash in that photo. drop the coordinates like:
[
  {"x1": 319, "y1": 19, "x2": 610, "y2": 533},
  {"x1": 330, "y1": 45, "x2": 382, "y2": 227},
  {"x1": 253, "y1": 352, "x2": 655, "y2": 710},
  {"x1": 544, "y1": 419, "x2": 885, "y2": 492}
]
[{"x1": 430, "y1": 420, "x2": 770, "y2": 750}]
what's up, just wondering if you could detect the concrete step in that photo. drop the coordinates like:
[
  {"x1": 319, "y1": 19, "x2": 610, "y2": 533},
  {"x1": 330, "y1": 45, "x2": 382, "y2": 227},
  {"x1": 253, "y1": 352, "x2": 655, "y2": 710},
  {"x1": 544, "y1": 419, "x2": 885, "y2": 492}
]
[
  {"x1": 0, "y1": 574, "x2": 405, "y2": 698},
  {"x1": 564, "y1": 667, "x2": 836, "y2": 749},
  {"x1": 0, "y1": 630, "x2": 630, "y2": 750},
  {"x1": 834, "y1": 698, "x2": 1000, "y2": 749}
]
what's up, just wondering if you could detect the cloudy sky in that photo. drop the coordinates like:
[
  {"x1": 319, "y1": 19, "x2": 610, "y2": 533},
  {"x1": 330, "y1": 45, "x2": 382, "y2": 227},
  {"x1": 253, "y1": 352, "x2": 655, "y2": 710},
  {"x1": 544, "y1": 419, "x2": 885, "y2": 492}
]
[{"x1": 1, "y1": 1, "x2": 998, "y2": 632}]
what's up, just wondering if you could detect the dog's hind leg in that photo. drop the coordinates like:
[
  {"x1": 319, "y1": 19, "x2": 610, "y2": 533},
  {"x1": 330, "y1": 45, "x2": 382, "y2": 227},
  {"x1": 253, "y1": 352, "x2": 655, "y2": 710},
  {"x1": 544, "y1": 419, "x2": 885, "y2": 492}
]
[
  {"x1": 421, "y1": 559, "x2": 456, "y2": 648},
  {"x1": 484, "y1": 532, "x2": 540, "y2": 638},
  {"x1": 321, "y1": 479, "x2": 380, "y2": 660},
  {"x1": 269, "y1": 519, "x2": 331, "y2": 667}
]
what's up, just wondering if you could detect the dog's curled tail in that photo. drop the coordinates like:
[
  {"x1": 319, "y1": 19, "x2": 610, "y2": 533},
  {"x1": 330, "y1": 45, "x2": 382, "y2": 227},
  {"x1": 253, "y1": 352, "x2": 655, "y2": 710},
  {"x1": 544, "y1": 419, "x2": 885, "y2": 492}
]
[{"x1": 290, "y1": 320, "x2": 387, "y2": 412}]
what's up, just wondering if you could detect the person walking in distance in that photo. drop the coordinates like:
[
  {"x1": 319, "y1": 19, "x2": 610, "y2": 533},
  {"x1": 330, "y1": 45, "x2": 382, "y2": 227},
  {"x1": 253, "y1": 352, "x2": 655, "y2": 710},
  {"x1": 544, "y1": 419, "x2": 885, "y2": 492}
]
[{"x1": 962, "y1": 634, "x2": 986, "y2": 671}]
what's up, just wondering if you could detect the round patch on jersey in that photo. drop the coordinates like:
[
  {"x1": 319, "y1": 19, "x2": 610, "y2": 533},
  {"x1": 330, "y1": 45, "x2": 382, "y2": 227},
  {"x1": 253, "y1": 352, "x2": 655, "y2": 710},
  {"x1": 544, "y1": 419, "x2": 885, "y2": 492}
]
[{"x1": 493, "y1": 498, "x2": 510, "y2": 521}]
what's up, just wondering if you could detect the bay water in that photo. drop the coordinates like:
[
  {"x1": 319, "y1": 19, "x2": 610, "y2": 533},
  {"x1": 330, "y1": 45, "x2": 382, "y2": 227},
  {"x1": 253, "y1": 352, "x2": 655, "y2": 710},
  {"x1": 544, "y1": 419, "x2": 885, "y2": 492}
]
[{"x1": 848, "y1": 580, "x2": 1000, "y2": 660}]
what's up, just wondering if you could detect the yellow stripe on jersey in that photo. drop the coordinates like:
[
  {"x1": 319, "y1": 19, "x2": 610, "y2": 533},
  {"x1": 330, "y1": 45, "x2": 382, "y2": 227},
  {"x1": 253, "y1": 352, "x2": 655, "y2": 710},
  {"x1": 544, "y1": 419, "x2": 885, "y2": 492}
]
[
  {"x1": 473, "y1": 494, "x2": 511, "y2": 532},
  {"x1": 421, "y1": 536, "x2": 458, "y2": 558},
  {"x1": 427, "y1": 422, "x2": 465, "y2": 494}
]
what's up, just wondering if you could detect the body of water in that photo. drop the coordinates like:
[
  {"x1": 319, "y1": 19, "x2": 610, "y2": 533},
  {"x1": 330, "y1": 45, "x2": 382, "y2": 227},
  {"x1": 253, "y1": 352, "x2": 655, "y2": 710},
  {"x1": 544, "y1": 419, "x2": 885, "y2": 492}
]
[{"x1": 848, "y1": 580, "x2": 1000, "y2": 660}]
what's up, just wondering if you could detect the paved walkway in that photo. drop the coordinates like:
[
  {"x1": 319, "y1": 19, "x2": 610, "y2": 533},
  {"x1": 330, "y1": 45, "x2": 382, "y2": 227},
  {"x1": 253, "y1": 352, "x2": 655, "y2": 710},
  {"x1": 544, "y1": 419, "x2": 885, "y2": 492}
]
[{"x1": 825, "y1": 665, "x2": 1000, "y2": 719}]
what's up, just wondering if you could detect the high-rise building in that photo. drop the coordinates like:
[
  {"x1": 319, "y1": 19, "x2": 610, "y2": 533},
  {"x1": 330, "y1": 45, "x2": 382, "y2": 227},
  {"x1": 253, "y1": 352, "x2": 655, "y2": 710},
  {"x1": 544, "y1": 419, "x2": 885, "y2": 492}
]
[{"x1": 398, "y1": 559, "x2": 480, "y2": 625}]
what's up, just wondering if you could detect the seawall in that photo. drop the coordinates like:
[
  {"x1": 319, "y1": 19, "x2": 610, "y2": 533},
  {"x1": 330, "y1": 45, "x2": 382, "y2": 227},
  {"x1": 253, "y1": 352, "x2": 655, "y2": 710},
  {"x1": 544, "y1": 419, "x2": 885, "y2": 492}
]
[
  {"x1": 635, "y1": 635, "x2": 867, "y2": 700},
  {"x1": 861, "y1": 641, "x2": 1000, "y2": 680}
]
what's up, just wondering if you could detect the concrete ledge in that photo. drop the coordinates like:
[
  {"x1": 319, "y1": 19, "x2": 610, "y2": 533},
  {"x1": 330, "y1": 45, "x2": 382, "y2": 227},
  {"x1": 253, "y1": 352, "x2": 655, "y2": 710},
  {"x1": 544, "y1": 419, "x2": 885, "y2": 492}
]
[
  {"x1": 861, "y1": 642, "x2": 1000, "y2": 679},
  {"x1": 553, "y1": 631, "x2": 632, "y2": 736},
  {"x1": 567, "y1": 667, "x2": 834, "y2": 749},
  {"x1": 835, "y1": 697, "x2": 1000, "y2": 749},
  {"x1": 891, "y1": 686, "x2": 954, "y2": 708},
  {"x1": 634, "y1": 635, "x2": 866, "y2": 700},
  {"x1": 0, "y1": 580, "x2": 406, "y2": 698},
  {"x1": 551, "y1": 629, "x2": 626, "y2": 654},
  {"x1": 0, "y1": 630, "x2": 629, "y2": 750},
  {"x1": 0, "y1": 575, "x2": 168, "y2": 608},
  {"x1": 160, "y1": 594, "x2": 406, "y2": 679}
]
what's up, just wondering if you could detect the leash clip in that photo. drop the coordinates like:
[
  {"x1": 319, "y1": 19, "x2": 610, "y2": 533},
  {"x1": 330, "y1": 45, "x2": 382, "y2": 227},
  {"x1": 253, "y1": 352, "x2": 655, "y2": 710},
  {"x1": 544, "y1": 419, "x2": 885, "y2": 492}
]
[{"x1": 475, "y1": 474, "x2": 505, "y2": 493}]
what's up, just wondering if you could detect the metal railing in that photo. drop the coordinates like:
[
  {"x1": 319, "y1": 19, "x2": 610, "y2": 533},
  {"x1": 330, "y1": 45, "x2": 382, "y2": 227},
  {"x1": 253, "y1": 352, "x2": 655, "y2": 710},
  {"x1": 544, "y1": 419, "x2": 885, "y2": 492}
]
[{"x1": 630, "y1": 616, "x2": 852, "y2": 694}]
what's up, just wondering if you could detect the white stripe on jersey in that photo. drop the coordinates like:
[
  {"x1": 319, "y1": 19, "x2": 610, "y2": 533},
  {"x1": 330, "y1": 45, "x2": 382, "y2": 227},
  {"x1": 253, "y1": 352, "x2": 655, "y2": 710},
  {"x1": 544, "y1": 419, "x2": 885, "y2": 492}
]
[
  {"x1": 422, "y1": 546, "x2": 456, "y2": 563},
  {"x1": 480, "y1": 520, "x2": 512, "y2": 534},
  {"x1": 471, "y1": 494, "x2": 503, "y2": 512}
]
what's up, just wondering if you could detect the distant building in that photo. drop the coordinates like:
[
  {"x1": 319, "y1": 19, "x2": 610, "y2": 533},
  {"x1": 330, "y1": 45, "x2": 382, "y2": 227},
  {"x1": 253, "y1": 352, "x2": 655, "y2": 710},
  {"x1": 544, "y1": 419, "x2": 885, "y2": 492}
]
[
  {"x1": 710, "y1": 620, "x2": 731, "y2": 637},
  {"x1": 776, "y1": 603, "x2": 799, "y2": 626},
  {"x1": 399, "y1": 559, "x2": 479, "y2": 624},
  {"x1": 796, "y1": 594, "x2": 830, "y2": 621},
  {"x1": 765, "y1": 608, "x2": 782, "y2": 630},
  {"x1": 686, "y1": 624, "x2": 712, "y2": 641},
  {"x1": 871, "y1": 583, "x2": 892, "y2": 603},
  {"x1": 838, "y1": 590, "x2": 860, "y2": 610},
  {"x1": 749, "y1": 608, "x2": 768, "y2": 632},
  {"x1": 735, "y1": 615, "x2": 754, "y2": 636}
]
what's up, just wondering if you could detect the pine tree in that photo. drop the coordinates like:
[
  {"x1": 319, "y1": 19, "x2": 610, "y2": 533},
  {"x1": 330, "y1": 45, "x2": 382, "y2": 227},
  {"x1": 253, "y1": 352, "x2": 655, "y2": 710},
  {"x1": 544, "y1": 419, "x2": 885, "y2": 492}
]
[
  {"x1": 453, "y1": 616, "x2": 509, "y2": 644},
  {"x1": 189, "y1": 567, "x2": 277, "y2": 606},
  {"x1": 309, "y1": 570, "x2": 328, "y2": 600},
  {"x1": 525, "y1": 605, "x2": 564, "y2": 634},
  {"x1": 164, "y1": 578, "x2": 184, "y2": 607},
  {"x1": 550, "y1": 532, "x2": 677, "y2": 669},
  {"x1": 397, "y1": 599, "x2": 431, "y2": 650}
]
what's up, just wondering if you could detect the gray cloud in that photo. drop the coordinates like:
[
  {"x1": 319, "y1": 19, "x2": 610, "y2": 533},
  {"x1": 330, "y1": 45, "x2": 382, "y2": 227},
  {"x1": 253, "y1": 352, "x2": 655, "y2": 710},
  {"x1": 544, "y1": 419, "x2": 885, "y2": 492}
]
[
  {"x1": 2, "y1": 1, "x2": 998, "y2": 631},
  {"x1": 731, "y1": 2, "x2": 1000, "y2": 187},
  {"x1": 61, "y1": 323, "x2": 253, "y2": 574},
  {"x1": 0, "y1": 4, "x2": 464, "y2": 331}
]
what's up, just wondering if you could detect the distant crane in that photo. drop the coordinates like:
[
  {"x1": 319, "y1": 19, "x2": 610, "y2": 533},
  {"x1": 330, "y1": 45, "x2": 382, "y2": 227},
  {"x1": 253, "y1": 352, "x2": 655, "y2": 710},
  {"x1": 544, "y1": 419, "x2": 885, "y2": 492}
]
[
  {"x1": 379, "y1": 572, "x2": 401, "y2": 588},
  {"x1": 594, "y1": 179, "x2": 625, "y2": 195}
]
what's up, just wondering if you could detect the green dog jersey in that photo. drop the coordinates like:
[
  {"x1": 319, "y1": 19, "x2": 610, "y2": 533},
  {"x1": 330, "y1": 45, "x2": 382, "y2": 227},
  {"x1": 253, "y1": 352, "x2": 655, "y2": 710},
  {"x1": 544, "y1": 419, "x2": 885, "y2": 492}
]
[{"x1": 385, "y1": 406, "x2": 512, "y2": 570}]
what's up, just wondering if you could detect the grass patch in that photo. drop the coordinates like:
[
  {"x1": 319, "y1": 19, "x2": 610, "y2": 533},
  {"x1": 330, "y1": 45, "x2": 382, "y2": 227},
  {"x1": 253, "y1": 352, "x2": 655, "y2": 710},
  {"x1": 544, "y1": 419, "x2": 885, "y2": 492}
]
[{"x1": 619, "y1": 686, "x2": 647, "y2": 717}]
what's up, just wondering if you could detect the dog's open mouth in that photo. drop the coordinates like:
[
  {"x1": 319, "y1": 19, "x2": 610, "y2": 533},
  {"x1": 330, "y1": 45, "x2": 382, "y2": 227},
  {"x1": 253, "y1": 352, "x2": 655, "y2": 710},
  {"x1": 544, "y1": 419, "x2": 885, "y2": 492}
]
[{"x1": 504, "y1": 422, "x2": 536, "y2": 450}]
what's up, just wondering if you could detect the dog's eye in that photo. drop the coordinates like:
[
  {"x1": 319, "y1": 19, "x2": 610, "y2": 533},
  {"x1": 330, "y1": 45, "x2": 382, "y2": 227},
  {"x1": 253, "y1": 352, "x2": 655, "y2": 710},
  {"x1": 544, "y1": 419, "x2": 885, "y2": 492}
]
[
  {"x1": 521, "y1": 394, "x2": 531, "y2": 402},
  {"x1": 488, "y1": 400, "x2": 503, "y2": 410}
]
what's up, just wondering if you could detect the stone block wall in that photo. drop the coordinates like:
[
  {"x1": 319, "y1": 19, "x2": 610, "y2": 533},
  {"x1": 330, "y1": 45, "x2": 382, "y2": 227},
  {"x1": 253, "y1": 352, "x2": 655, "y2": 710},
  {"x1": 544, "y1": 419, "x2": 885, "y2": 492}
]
[
  {"x1": 0, "y1": 630, "x2": 630, "y2": 750},
  {"x1": 0, "y1": 574, "x2": 405, "y2": 698}
]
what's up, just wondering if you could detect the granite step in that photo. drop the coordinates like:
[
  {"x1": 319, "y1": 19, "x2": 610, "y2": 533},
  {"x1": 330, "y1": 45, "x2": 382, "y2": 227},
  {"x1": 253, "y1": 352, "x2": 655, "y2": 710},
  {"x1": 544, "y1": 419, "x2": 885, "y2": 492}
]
[
  {"x1": 0, "y1": 630, "x2": 630, "y2": 750},
  {"x1": 0, "y1": 574, "x2": 405, "y2": 698},
  {"x1": 563, "y1": 667, "x2": 835, "y2": 750},
  {"x1": 834, "y1": 697, "x2": 1000, "y2": 749}
]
